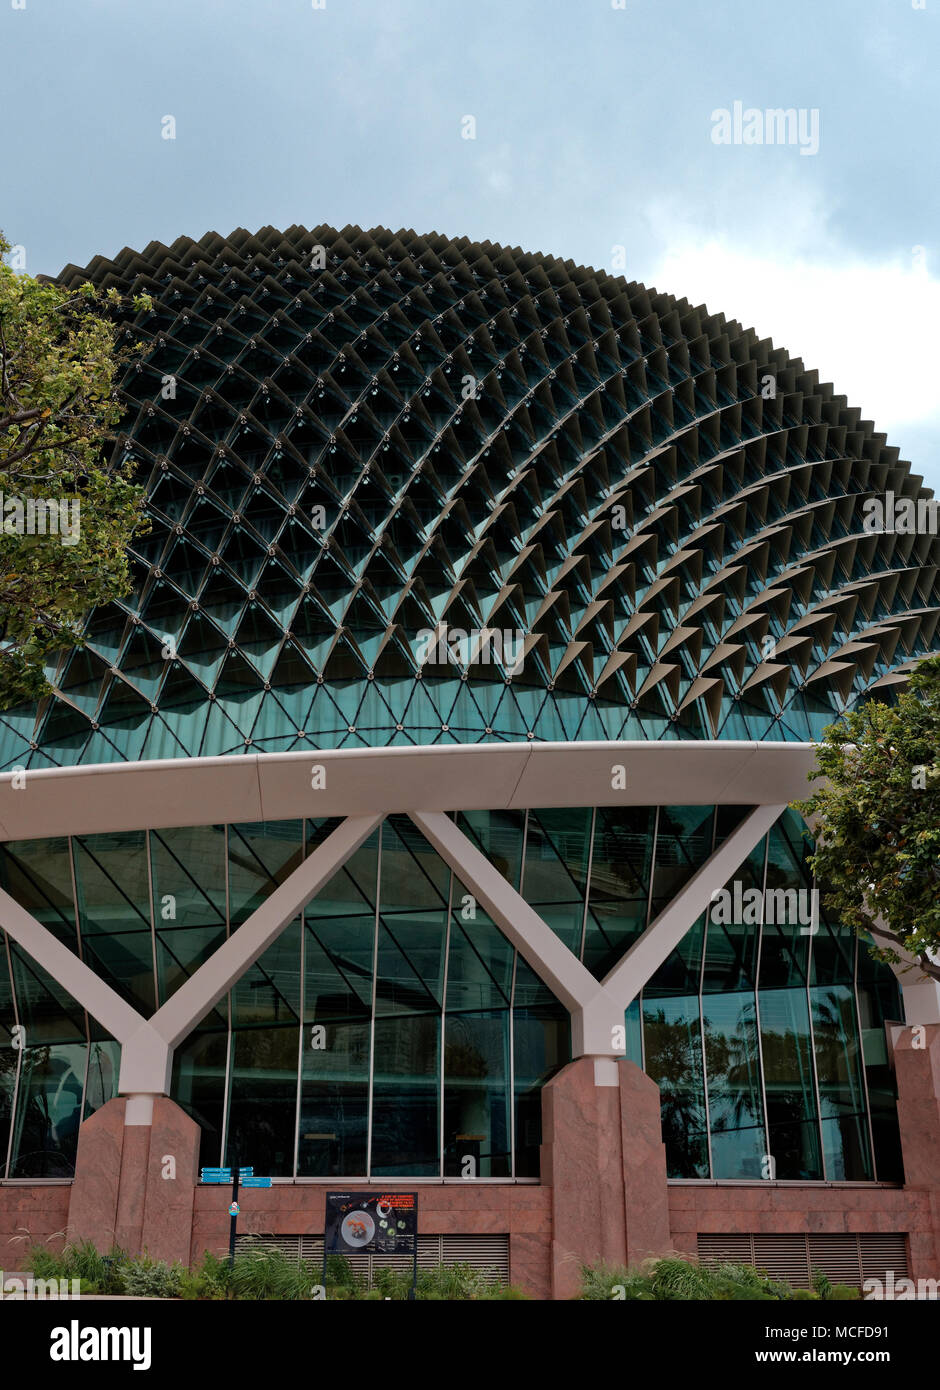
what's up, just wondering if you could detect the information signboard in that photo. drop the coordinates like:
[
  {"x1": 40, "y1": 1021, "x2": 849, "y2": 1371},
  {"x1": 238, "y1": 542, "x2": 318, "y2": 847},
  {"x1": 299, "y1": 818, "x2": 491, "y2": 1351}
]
[{"x1": 323, "y1": 1192, "x2": 419, "y2": 1297}]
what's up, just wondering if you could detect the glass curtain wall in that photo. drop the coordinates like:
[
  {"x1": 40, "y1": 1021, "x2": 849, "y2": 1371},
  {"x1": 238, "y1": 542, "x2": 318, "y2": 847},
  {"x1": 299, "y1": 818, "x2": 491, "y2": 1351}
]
[
  {"x1": 174, "y1": 812, "x2": 571, "y2": 1177},
  {"x1": 0, "y1": 805, "x2": 903, "y2": 1182},
  {"x1": 0, "y1": 837, "x2": 121, "y2": 1177}
]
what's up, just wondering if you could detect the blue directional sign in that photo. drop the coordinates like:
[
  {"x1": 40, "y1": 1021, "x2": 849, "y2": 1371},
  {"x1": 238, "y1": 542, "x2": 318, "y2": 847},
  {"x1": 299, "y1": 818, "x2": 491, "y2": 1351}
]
[
  {"x1": 201, "y1": 1168, "x2": 232, "y2": 1183},
  {"x1": 240, "y1": 1176, "x2": 272, "y2": 1188},
  {"x1": 201, "y1": 1165, "x2": 255, "y2": 1183}
]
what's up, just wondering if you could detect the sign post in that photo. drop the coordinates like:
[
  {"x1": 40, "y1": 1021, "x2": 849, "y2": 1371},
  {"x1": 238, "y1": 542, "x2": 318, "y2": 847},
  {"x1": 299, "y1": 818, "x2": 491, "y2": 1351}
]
[
  {"x1": 322, "y1": 1192, "x2": 419, "y2": 1300},
  {"x1": 228, "y1": 1168, "x2": 240, "y2": 1271},
  {"x1": 199, "y1": 1166, "x2": 270, "y2": 1291}
]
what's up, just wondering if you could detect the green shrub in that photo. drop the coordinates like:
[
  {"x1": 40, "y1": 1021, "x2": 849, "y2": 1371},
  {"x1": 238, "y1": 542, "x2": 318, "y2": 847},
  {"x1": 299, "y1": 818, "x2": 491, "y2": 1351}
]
[
  {"x1": 20, "y1": 1242, "x2": 523, "y2": 1301},
  {"x1": 580, "y1": 1255, "x2": 796, "y2": 1301},
  {"x1": 580, "y1": 1262, "x2": 653, "y2": 1300},
  {"x1": 22, "y1": 1244, "x2": 65, "y2": 1280},
  {"x1": 322, "y1": 1259, "x2": 523, "y2": 1300},
  {"x1": 645, "y1": 1257, "x2": 724, "y2": 1300},
  {"x1": 417, "y1": 1262, "x2": 498, "y2": 1300},
  {"x1": 179, "y1": 1253, "x2": 229, "y2": 1301},
  {"x1": 792, "y1": 1288, "x2": 819, "y2": 1300},
  {"x1": 372, "y1": 1265, "x2": 416, "y2": 1300},
  {"x1": 709, "y1": 1262, "x2": 792, "y2": 1301},
  {"x1": 121, "y1": 1257, "x2": 183, "y2": 1299},
  {"x1": 812, "y1": 1267, "x2": 833, "y2": 1299},
  {"x1": 324, "y1": 1253, "x2": 355, "y2": 1288},
  {"x1": 827, "y1": 1284, "x2": 860, "y2": 1301},
  {"x1": 23, "y1": 1240, "x2": 128, "y2": 1295},
  {"x1": 226, "y1": 1245, "x2": 319, "y2": 1300}
]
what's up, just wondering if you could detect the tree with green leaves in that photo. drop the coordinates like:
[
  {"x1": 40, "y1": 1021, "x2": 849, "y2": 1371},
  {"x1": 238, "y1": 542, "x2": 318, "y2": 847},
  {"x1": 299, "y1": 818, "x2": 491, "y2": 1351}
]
[
  {"x1": 0, "y1": 232, "x2": 150, "y2": 709},
  {"x1": 795, "y1": 656, "x2": 940, "y2": 984}
]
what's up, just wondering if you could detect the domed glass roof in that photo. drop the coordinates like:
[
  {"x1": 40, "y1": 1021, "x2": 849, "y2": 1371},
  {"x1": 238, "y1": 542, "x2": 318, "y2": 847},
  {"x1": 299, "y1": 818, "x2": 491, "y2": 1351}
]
[{"x1": 2, "y1": 223, "x2": 937, "y2": 768}]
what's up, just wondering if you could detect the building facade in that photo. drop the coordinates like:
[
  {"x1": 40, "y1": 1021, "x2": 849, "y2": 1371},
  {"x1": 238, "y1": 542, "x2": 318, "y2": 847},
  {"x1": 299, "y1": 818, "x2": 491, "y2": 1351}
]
[{"x1": 0, "y1": 224, "x2": 938, "y2": 1296}]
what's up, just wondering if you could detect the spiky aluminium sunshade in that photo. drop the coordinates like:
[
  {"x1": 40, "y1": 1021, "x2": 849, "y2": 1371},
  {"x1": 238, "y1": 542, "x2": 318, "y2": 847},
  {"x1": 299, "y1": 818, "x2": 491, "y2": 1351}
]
[{"x1": 2, "y1": 223, "x2": 937, "y2": 767}]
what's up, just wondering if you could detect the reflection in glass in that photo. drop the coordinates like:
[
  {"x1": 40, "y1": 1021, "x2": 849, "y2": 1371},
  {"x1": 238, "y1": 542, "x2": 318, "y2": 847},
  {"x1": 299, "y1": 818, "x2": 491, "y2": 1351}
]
[
  {"x1": 812, "y1": 984, "x2": 872, "y2": 1180},
  {"x1": 150, "y1": 825, "x2": 227, "y2": 1007},
  {"x1": 759, "y1": 989, "x2": 822, "y2": 1179},
  {"x1": 371, "y1": 1013, "x2": 440, "y2": 1175},
  {"x1": 172, "y1": 1027, "x2": 229, "y2": 1169},
  {"x1": 73, "y1": 832, "x2": 155, "y2": 1014},
  {"x1": 298, "y1": 1017, "x2": 369, "y2": 1176},
  {"x1": 703, "y1": 992, "x2": 766, "y2": 1178},
  {"x1": 444, "y1": 1010, "x2": 510, "y2": 1177},
  {"x1": 642, "y1": 996, "x2": 709, "y2": 1177},
  {"x1": 10, "y1": 1042, "x2": 87, "y2": 1177},
  {"x1": 514, "y1": 1005, "x2": 570, "y2": 1177},
  {"x1": 226, "y1": 1026, "x2": 299, "y2": 1176}
]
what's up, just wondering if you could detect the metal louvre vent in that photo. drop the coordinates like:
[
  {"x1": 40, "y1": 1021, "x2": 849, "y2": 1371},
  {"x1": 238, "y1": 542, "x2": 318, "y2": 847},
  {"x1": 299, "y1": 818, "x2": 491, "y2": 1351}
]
[
  {"x1": 234, "y1": 1233, "x2": 510, "y2": 1285},
  {"x1": 697, "y1": 1233, "x2": 909, "y2": 1289}
]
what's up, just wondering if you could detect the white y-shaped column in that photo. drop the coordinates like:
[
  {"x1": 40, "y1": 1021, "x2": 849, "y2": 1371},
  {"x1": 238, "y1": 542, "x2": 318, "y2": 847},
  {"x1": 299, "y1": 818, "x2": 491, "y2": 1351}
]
[
  {"x1": 1, "y1": 802, "x2": 792, "y2": 1120},
  {"x1": 411, "y1": 810, "x2": 624, "y2": 1054},
  {"x1": 411, "y1": 805, "x2": 785, "y2": 1055},
  {"x1": 602, "y1": 804, "x2": 786, "y2": 1008},
  {"x1": 0, "y1": 813, "x2": 381, "y2": 1123}
]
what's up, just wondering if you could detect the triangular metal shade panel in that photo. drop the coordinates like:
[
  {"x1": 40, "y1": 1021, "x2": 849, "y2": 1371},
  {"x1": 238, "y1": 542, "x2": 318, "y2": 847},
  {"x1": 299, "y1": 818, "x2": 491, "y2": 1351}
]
[{"x1": 2, "y1": 222, "x2": 938, "y2": 767}]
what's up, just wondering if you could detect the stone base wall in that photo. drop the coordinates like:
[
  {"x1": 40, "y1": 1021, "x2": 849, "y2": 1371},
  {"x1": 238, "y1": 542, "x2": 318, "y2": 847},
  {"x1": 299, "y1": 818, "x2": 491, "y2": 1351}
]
[
  {"x1": 0, "y1": 1184, "x2": 71, "y2": 1269},
  {"x1": 191, "y1": 1183, "x2": 553, "y2": 1297},
  {"x1": 669, "y1": 1184, "x2": 936, "y2": 1279},
  {"x1": 1, "y1": 1024, "x2": 937, "y2": 1298}
]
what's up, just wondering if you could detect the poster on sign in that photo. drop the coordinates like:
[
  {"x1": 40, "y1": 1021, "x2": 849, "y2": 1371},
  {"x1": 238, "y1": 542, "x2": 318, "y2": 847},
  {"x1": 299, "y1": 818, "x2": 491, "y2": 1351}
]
[{"x1": 323, "y1": 1192, "x2": 418, "y2": 1255}]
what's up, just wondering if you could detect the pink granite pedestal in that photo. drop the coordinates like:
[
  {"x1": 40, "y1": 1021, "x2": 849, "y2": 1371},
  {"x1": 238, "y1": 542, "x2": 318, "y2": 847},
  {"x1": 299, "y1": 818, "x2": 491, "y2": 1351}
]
[
  {"x1": 67, "y1": 1097, "x2": 199, "y2": 1265},
  {"x1": 894, "y1": 1022, "x2": 940, "y2": 1279},
  {"x1": 540, "y1": 1056, "x2": 670, "y2": 1298}
]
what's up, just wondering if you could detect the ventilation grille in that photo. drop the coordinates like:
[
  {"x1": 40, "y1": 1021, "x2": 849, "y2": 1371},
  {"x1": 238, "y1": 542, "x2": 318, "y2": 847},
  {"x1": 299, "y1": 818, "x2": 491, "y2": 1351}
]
[
  {"x1": 234, "y1": 1232, "x2": 509, "y2": 1285},
  {"x1": 697, "y1": 1233, "x2": 909, "y2": 1288}
]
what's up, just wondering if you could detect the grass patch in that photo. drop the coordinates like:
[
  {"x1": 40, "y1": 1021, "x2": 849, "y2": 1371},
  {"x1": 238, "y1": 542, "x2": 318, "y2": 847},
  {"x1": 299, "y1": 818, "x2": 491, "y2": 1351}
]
[{"x1": 579, "y1": 1255, "x2": 859, "y2": 1301}]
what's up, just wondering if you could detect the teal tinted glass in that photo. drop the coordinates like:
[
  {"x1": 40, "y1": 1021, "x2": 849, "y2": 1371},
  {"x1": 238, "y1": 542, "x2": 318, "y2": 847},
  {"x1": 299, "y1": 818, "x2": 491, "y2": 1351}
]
[
  {"x1": 231, "y1": 918, "x2": 302, "y2": 1027},
  {"x1": 456, "y1": 810, "x2": 524, "y2": 888},
  {"x1": 73, "y1": 831, "x2": 155, "y2": 1015},
  {"x1": 374, "y1": 818, "x2": 448, "y2": 1015},
  {"x1": 758, "y1": 988, "x2": 822, "y2": 1179},
  {"x1": 298, "y1": 1016, "x2": 369, "y2": 1176},
  {"x1": 443, "y1": 1009, "x2": 511, "y2": 1177},
  {"x1": 0, "y1": 948, "x2": 14, "y2": 1174},
  {"x1": 9, "y1": 946, "x2": 85, "y2": 1044},
  {"x1": 2, "y1": 225, "x2": 936, "y2": 770},
  {"x1": 446, "y1": 892, "x2": 514, "y2": 1012},
  {"x1": 228, "y1": 820, "x2": 304, "y2": 926},
  {"x1": 225, "y1": 1025, "x2": 299, "y2": 1176},
  {"x1": 9, "y1": 1041, "x2": 87, "y2": 1177},
  {"x1": 811, "y1": 982, "x2": 872, "y2": 1180},
  {"x1": 150, "y1": 825, "x2": 227, "y2": 1008},
  {"x1": 521, "y1": 808, "x2": 593, "y2": 954},
  {"x1": 584, "y1": 806, "x2": 655, "y2": 977},
  {"x1": 0, "y1": 1044, "x2": 13, "y2": 1177},
  {"x1": 171, "y1": 1026, "x2": 228, "y2": 1169},
  {"x1": 702, "y1": 839, "x2": 764, "y2": 994},
  {"x1": 649, "y1": 806, "x2": 715, "y2": 919},
  {"x1": 0, "y1": 806, "x2": 905, "y2": 1183},
  {"x1": 83, "y1": 1040, "x2": 121, "y2": 1120},
  {"x1": 643, "y1": 994, "x2": 709, "y2": 1177},
  {"x1": 0, "y1": 839, "x2": 77, "y2": 948},
  {"x1": 702, "y1": 991, "x2": 766, "y2": 1178},
  {"x1": 856, "y1": 941, "x2": 904, "y2": 1182},
  {"x1": 513, "y1": 1003, "x2": 570, "y2": 1177},
  {"x1": 370, "y1": 1013, "x2": 440, "y2": 1176}
]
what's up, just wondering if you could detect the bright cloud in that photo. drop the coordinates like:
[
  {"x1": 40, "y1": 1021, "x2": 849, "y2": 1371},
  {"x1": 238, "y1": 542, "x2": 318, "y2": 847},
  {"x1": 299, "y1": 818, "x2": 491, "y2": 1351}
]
[{"x1": 643, "y1": 191, "x2": 940, "y2": 475}]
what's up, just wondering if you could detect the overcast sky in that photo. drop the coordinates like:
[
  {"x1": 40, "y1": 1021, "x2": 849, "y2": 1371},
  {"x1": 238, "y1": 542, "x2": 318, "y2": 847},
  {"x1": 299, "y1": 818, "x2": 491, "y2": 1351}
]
[{"x1": 3, "y1": 0, "x2": 937, "y2": 491}]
